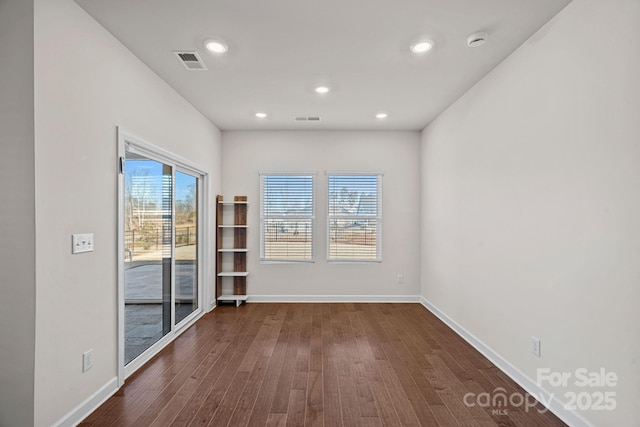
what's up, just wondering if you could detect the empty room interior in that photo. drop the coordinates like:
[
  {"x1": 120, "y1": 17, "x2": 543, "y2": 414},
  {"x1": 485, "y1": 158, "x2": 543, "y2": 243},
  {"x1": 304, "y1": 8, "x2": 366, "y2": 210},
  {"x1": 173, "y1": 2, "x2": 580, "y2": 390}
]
[{"x1": 1, "y1": 0, "x2": 639, "y2": 426}]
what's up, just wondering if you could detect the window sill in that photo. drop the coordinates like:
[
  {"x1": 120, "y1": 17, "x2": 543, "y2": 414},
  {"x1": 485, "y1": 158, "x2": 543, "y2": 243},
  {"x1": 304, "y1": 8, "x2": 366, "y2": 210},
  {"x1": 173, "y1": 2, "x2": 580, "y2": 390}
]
[{"x1": 260, "y1": 259, "x2": 316, "y2": 264}]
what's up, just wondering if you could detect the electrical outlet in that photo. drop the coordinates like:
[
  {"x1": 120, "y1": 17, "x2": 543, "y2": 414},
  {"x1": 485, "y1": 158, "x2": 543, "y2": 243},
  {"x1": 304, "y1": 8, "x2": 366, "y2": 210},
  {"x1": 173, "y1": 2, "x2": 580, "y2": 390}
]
[
  {"x1": 72, "y1": 233, "x2": 94, "y2": 254},
  {"x1": 83, "y1": 349, "x2": 94, "y2": 372},
  {"x1": 396, "y1": 274, "x2": 404, "y2": 284},
  {"x1": 531, "y1": 337, "x2": 541, "y2": 357}
]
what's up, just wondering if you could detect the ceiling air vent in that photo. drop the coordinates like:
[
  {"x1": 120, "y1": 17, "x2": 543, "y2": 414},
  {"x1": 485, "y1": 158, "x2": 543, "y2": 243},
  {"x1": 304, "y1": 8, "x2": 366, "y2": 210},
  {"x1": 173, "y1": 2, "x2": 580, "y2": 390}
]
[
  {"x1": 294, "y1": 116, "x2": 322, "y2": 122},
  {"x1": 173, "y1": 51, "x2": 208, "y2": 71}
]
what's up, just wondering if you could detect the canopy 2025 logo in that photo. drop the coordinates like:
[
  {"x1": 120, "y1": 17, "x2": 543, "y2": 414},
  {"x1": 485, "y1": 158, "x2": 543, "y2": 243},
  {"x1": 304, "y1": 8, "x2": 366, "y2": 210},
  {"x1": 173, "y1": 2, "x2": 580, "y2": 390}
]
[{"x1": 537, "y1": 368, "x2": 617, "y2": 411}]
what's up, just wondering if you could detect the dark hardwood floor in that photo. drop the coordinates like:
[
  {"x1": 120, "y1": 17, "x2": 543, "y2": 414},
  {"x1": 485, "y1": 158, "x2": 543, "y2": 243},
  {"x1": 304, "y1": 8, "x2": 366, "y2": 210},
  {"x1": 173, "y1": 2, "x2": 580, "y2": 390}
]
[{"x1": 80, "y1": 303, "x2": 566, "y2": 426}]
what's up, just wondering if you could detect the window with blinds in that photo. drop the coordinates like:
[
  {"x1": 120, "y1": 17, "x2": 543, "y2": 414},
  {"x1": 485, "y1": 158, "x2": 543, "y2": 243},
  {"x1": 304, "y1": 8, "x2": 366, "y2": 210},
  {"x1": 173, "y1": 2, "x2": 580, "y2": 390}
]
[
  {"x1": 328, "y1": 174, "x2": 382, "y2": 262},
  {"x1": 260, "y1": 174, "x2": 315, "y2": 262}
]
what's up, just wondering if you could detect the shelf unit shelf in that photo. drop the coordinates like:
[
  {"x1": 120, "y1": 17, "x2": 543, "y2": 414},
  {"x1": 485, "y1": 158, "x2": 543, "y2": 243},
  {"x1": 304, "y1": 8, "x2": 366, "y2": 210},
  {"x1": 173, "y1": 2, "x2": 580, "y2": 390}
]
[
  {"x1": 217, "y1": 294, "x2": 248, "y2": 307},
  {"x1": 217, "y1": 272, "x2": 249, "y2": 277},
  {"x1": 215, "y1": 195, "x2": 248, "y2": 306},
  {"x1": 218, "y1": 201, "x2": 250, "y2": 205}
]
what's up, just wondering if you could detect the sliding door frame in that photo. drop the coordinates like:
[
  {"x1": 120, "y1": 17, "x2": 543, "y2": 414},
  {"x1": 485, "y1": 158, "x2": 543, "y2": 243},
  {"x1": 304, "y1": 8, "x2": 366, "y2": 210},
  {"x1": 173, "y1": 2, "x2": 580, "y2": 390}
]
[{"x1": 116, "y1": 127, "x2": 209, "y2": 386}]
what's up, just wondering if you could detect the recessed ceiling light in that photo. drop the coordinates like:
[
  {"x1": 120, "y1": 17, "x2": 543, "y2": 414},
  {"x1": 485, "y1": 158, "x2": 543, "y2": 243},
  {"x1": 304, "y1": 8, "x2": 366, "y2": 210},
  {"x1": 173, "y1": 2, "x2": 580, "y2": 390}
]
[
  {"x1": 255, "y1": 112, "x2": 267, "y2": 118},
  {"x1": 410, "y1": 40, "x2": 434, "y2": 54},
  {"x1": 204, "y1": 39, "x2": 228, "y2": 54},
  {"x1": 376, "y1": 113, "x2": 388, "y2": 119},
  {"x1": 314, "y1": 85, "x2": 331, "y2": 94},
  {"x1": 467, "y1": 32, "x2": 488, "y2": 48}
]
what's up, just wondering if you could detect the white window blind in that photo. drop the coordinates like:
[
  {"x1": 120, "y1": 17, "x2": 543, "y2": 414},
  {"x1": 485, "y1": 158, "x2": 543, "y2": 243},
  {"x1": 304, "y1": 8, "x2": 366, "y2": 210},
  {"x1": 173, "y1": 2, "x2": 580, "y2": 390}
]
[
  {"x1": 328, "y1": 174, "x2": 382, "y2": 261},
  {"x1": 260, "y1": 174, "x2": 315, "y2": 262}
]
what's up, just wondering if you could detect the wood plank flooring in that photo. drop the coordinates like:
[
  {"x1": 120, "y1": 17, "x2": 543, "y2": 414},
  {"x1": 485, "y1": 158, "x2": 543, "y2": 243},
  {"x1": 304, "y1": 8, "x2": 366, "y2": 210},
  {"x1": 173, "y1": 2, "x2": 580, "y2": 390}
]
[{"x1": 80, "y1": 303, "x2": 566, "y2": 426}]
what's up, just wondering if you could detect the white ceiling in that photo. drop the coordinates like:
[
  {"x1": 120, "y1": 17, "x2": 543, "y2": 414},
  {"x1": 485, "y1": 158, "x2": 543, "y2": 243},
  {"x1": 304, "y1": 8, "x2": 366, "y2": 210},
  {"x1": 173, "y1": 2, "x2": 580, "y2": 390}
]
[{"x1": 74, "y1": 0, "x2": 571, "y2": 131}]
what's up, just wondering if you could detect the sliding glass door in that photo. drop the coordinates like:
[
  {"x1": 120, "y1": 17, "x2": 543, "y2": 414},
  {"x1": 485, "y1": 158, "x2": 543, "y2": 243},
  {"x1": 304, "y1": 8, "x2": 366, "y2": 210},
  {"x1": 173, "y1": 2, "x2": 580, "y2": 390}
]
[
  {"x1": 118, "y1": 129, "x2": 205, "y2": 379},
  {"x1": 174, "y1": 171, "x2": 198, "y2": 325},
  {"x1": 123, "y1": 153, "x2": 173, "y2": 364}
]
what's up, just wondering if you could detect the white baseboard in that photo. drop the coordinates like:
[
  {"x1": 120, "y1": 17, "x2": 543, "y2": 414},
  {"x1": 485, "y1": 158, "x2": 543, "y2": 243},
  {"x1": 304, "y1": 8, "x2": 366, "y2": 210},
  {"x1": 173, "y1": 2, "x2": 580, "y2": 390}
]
[
  {"x1": 419, "y1": 296, "x2": 593, "y2": 427},
  {"x1": 52, "y1": 376, "x2": 118, "y2": 427},
  {"x1": 248, "y1": 294, "x2": 422, "y2": 303}
]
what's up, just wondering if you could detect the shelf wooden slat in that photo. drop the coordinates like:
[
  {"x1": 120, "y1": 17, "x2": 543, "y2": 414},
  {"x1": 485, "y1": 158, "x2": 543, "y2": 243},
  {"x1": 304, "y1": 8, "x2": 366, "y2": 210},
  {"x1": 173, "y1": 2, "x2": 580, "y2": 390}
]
[{"x1": 218, "y1": 272, "x2": 249, "y2": 277}]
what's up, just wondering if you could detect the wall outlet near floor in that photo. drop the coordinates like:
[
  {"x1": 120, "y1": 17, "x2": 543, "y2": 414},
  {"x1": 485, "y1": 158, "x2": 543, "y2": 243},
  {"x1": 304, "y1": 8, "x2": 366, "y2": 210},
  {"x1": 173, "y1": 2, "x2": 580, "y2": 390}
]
[
  {"x1": 83, "y1": 349, "x2": 94, "y2": 372},
  {"x1": 396, "y1": 274, "x2": 404, "y2": 284},
  {"x1": 531, "y1": 336, "x2": 541, "y2": 357}
]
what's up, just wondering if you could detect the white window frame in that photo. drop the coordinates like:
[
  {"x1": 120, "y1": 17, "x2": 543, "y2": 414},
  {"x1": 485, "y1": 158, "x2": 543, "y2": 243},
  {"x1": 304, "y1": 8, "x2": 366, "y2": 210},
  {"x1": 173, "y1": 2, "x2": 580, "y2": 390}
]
[
  {"x1": 259, "y1": 171, "x2": 316, "y2": 263},
  {"x1": 326, "y1": 172, "x2": 383, "y2": 263}
]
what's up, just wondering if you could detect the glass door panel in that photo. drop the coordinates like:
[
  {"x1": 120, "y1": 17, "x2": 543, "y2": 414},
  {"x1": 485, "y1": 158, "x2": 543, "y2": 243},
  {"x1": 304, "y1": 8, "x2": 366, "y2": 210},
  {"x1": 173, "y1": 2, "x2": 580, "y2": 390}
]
[
  {"x1": 174, "y1": 171, "x2": 198, "y2": 325},
  {"x1": 124, "y1": 151, "x2": 172, "y2": 365}
]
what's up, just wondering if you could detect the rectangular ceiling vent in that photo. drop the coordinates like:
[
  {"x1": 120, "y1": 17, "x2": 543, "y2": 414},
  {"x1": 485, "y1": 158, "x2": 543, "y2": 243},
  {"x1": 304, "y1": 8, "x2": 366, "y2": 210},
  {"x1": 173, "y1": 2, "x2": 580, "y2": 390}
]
[
  {"x1": 173, "y1": 51, "x2": 208, "y2": 71},
  {"x1": 294, "y1": 116, "x2": 321, "y2": 122}
]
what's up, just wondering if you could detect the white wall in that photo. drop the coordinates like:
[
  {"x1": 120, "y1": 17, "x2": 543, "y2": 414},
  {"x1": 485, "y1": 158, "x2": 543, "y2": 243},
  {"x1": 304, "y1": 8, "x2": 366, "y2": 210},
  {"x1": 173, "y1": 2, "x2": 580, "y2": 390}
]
[
  {"x1": 0, "y1": 1, "x2": 36, "y2": 425},
  {"x1": 33, "y1": 0, "x2": 222, "y2": 425},
  {"x1": 222, "y1": 131, "x2": 420, "y2": 298},
  {"x1": 420, "y1": 0, "x2": 640, "y2": 425}
]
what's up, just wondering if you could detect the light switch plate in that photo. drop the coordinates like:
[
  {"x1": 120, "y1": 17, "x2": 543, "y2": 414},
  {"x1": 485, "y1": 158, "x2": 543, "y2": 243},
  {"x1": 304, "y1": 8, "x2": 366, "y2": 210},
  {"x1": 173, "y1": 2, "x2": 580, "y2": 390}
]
[{"x1": 72, "y1": 233, "x2": 94, "y2": 254}]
